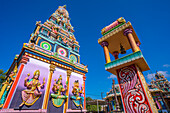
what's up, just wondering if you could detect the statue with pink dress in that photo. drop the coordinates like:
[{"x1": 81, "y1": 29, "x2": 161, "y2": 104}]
[{"x1": 19, "y1": 70, "x2": 45, "y2": 107}]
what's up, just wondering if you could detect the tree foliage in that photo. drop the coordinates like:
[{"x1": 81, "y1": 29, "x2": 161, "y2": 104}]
[
  {"x1": 86, "y1": 97, "x2": 101, "y2": 112},
  {"x1": 0, "y1": 69, "x2": 7, "y2": 86}
]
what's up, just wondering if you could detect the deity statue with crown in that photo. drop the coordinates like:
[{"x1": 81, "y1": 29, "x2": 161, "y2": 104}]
[
  {"x1": 19, "y1": 70, "x2": 45, "y2": 107},
  {"x1": 70, "y1": 80, "x2": 84, "y2": 109},
  {"x1": 51, "y1": 75, "x2": 68, "y2": 107}
]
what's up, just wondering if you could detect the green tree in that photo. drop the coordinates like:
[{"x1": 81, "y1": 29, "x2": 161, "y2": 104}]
[
  {"x1": 86, "y1": 97, "x2": 101, "y2": 112},
  {"x1": 0, "y1": 69, "x2": 7, "y2": 87}
]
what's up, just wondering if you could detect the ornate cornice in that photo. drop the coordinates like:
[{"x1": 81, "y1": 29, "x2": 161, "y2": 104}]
[{"x1": 98, "y1": 22, "x2": 131, "y2": 44}]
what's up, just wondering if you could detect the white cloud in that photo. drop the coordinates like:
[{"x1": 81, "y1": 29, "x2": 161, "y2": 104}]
[
  {"x1": 107, "y1": 74, "x2": 117, "y2": 79},
  {"x1": 163, "y1": 64, "x2": 170, "y2": 68},
  {"x1": 146, "y1": 71, "x2": 170, "y2": 81},
  {"x1": 157, "y1": 71, "x2": 170, "y2": 77},
  {"x1": 146, "y1": 73, "x2": 155, "y2": 80}
]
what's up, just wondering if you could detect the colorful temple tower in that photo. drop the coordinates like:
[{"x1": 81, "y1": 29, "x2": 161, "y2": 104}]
[
  {"x1": 148, "y1": 72, "x2": 170, "y2": 112},
  {"x1": 98, "y1": 17, "x2": 158, "y2": 113},
  {"x1": 0, "y1": 5, "x2": 88, "y2": 113}
]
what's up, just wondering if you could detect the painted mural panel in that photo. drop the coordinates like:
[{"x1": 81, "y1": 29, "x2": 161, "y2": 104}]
[
  {"x1": 117, "y1": 64, "x2": 152, "y2": 113},
  {"x1": 68, "y1": 72, "x2": 84, "y2": 109},
  {"x1": 47, "y1": 67, "x2": 67, "y2": 113},
  {"x1": 9, "y1": 58, "x2": 50, "y2": 110}
]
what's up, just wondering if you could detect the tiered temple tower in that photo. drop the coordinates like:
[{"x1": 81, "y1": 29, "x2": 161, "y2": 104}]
[
  {"x1": 98, "y1": 17, "x2": 158, "y2": 113},
  {"x1": 0, "y1": 5, "x2": 88, "y2": 113},
  {"x1": 148, "y1": 72, "x2": 170, "y2": 112}
]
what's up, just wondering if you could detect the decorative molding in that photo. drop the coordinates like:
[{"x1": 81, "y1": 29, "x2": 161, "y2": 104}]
[{"x1": 98, "y1": 22, "x2": 131, "y2": 44}]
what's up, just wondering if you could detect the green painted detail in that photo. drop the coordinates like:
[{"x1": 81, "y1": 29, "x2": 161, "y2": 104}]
[
  {"x1": 102, "y1": 22, "x2": 125, "y2": 36},
  {"x1": 41, "y1": 41, "x2": 51, "y2": 51},
  {"x1": 105, "y1": 51, "x2": 144, "y2": 70},
  {"x1": 51, "y1": 94, "x2": 68, "y2": 99},
  {"x1": 51, "y1": 94, "x2": 67, "y2": 107}
]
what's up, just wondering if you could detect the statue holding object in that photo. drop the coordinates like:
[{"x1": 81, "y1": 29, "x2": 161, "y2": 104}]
[
  {"x1": 51, "y1": 75, "x2": 68, "y2": 107},
  {"x1": 71, "y1": 80, "x2": 84, "y2": 108},
  {"x1": 19, "y1": 70, "x2": 45, "y2": 107}
]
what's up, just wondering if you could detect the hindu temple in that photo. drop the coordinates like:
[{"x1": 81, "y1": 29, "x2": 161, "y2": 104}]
[{"x1": 0, "y1": 5, "x2": 88, "y2": 113}]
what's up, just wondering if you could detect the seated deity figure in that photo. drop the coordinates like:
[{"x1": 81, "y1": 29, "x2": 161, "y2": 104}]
[
  {"x1": 19, "y1": 70, "x2": 45, "y2": 107},
  {"x1": 71, "y1": 80, "x2": 84, "y2": 108},
  {"x1": 52, "y1": 75, "x2": 67, "y2": 96},
  {"x1": 51, "y1": 75, "x2": 67, "y2": 107},
  {"x1": 72, "y1": 80, "x2": 83, "y2": 99}
]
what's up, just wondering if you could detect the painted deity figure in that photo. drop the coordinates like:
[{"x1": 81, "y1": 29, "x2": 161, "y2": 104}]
[
  {"x1": 51, "y1": 75, "x2": 67, "y2": 107},
  {"x1": 71, "y1": 80, "x2": 84, "y2": 109},
  {"x1": 52, "y1": 75, "x2": 67, "y2": 96},
  {"x1": 72, "y1": 80, "x2": 83, "y2": 100},
  {"x1": 19, "y1": 70, "x2": 45, "y2": 107}
]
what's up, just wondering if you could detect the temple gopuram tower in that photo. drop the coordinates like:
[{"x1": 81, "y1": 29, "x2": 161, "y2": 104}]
[
  {"x1": 0, "y1": 5, "x2": 88, "y2": 113},
  {"x1": 98, "y1": 17, "x2": 158, "y2": 113}
]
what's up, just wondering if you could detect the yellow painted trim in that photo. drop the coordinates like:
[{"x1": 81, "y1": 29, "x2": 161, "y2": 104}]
[
  {"x1": 0, "y1": 82, "x2": 8, "y2": 100},
  {"x1": 0, "y1": 104, "x2": 3, "y2": 108},
  {"x1": 64, "y1": 75, "x2": 71, "y2": 113},
  {"x1": 36, "y1": 37, "x2": 41, "y2": 45},
  {"x1": 42, "y1": 71, "x2": 53, "y2": 109}
]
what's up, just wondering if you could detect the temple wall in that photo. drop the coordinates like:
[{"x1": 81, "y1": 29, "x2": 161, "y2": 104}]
[
  {"x1": 47, "y1": 67, "x2": 67, "y2": 113},
  {"x1": 9, "y1": 57, "x2": 50, "y2": 110},
  {"x1": 68, "y1": 72, "x2": 84, "y2": 109}
]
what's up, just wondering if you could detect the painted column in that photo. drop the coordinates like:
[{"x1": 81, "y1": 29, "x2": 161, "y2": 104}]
[
  {"x1": 123, "y1": 29, "x2": 140, "y2": 52},
  {"x1": 83, "y1": 75, "x2": 86, "y2": 110},
  {"x1": 64, "y1": 70, "x2": 72, "y2": 113},
  {"x1": 101, "y1": 41, "x2": 111, "y2": 63},
  {"x1": 116, "y1": 64, "x2": 158, "y2": 113},
  {"x1": 43, "y1": 64, "x2": 56, "y2": 109},
  {"x1": 3, "y1": 55, "x2": 29, "y2": 108}
]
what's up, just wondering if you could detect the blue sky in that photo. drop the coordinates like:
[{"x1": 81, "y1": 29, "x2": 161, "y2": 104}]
[{"x1": 0, "y1": 0, "x2": 170, "y2": 99}]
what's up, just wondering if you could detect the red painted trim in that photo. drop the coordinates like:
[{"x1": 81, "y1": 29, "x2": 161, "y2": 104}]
[
  {"x1": 135, "y1": 65, "x2": 153, "y2": 113},
  {"x1": 3, "y1": 64, "x2": 24, "y2": 108},
  {"x1": 83, "y1": 80, "x2": 86, "y2": 109},
  {"x1": 116, "y1": 70, "x2": 127, "y2": 113}
]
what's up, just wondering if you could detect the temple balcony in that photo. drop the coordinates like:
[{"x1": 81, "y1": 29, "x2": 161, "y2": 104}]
[
  {"x1": 105, "y1": 51, "x2": 150, "y2": 75},
  {"x1": 98, "y1": 18, "x2": 150, "y2": 74}
]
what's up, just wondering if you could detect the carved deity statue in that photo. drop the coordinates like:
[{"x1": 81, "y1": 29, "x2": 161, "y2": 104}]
[
  {"x1": 52, "y1": 75, "x2": 67, "y2": 96},
  {"x1": 72, "y1": 80, "x2": 83, "y2": 100},
  {"x1": 71, "y1": 80, "x2": 84, "y2": 108},
  {"x1": 51, "y1": 75, "x2": 68, "y2": 107},
  {"x1": 19, "y1": 70, "x2": 45, "y2": 107}
]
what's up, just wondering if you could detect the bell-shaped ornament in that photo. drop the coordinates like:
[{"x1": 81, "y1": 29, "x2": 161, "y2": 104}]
[{"x1": 120, "y1": 44, "x2": 126, "y2": 54}]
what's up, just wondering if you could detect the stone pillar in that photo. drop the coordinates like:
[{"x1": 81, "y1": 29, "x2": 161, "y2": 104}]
[
  {"x1": 101, "y1": 41, "x2": 111, "y2": 63},
  {"x1": 64, "y1": 70, "x2": 72, "y2": 113},
  {"x1": 83, "y1": 75, "x2": 86, "y2": 110},
  {"x1": 42, "y1": 64, "x2": 56, "y2": 109},
  {"x1": 116, "y1": 64, "x2": 158, "y2": 113},
  {"x1": 3, "y1": 55, "x2": 29, "y2": 108},
  {"x1": 123, "y1": 29, "x2": 140, "y2": 52},
  {"x1": 112, "y1": 51, "x2": 119, "y2": 60}
]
